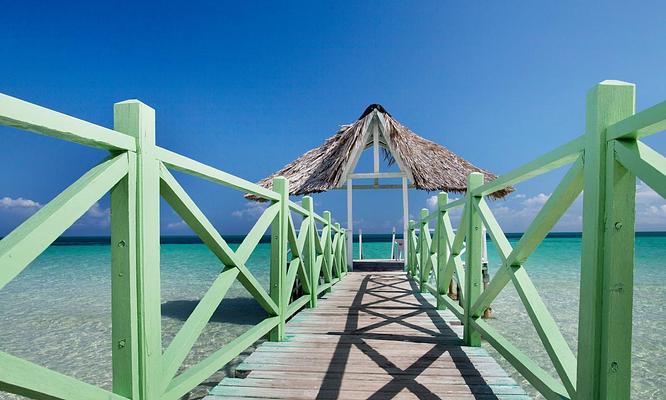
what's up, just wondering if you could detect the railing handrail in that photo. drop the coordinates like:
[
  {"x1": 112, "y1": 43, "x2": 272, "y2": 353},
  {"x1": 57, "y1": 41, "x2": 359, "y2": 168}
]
[
  {"x1": 0, "y1": 92, "x2": 136, "y2": 151},
  {"x1": 0, "y1": 93, "x2": 349, "y2": 400},
  {"x1": 3, "y1": 79, "x2": 664, "y2": 400},
  {"x1": 156, "y1": 146, "x2": 280, "y2": 201},
  {"x1": 408, "y1": 80, "x2": 666, "y2": 400}
]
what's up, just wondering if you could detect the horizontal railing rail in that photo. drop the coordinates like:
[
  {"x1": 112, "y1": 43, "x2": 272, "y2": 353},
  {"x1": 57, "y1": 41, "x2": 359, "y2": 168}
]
[
  {"x1": 0, "y1": 93, "x2": 136, "y2": 151},
  {"x1": 408, "y1": 80, "x2": 666, "y2": 400},
  {"x1": 156, "y1": 146, "x2": 280, "y2": 201},
  {"x1": 0, "y1": 94, "x2": 347, "y2": 400}
]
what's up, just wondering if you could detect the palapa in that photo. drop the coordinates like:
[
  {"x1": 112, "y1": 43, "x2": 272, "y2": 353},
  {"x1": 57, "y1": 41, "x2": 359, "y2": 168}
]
[{"x1": 250, "y1": 104, "x2": 510, "y2": 199}]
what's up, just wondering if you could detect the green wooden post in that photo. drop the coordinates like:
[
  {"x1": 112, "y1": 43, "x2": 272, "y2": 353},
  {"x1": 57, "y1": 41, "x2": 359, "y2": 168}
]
[
  {"x1": 577, "y1": 80, "x2": 636, "y2": 400},
  {"x1": 334, "y1": 222, "x2": 342, "y2": 278},
  {"x1": 339, "y1": 225, "x2": 345, "y2": 276},
  {"x1": 341, "y1": 230, "x2": 345, "y2": 274},
  {"x1": 323, "y1": 211, "x2": 333, "y2": 293},
  {"x1": 110, "y1": 157, "x2": 138, "y2": 398},
  {"x1": 407, "y1": 220, "x2": 416, "y2": 277},
  {"x1": 436, "y1": 192, "x2": 449, "y2": 310},
  {"x1": 464, "y1": 172, "x2": 484, "y2": 347},
  {"x1": 114, "y1": 100, "x2": 162, "y2": 399},
  {"x1": 269, "y1": 177, "x2": 289, "y2": 342},
  {"x1": 341, "y1": 230, "x2": 348, "y2": 275},
  {"x1": 332, "y1": 223, "x2": 339, "y2": 279},
  {"x1": 302, "y1": 196, "x2": 317, "y2": 308},
  {"x1": 419, "y1": 209, "x2": 429, "y2": 292}
]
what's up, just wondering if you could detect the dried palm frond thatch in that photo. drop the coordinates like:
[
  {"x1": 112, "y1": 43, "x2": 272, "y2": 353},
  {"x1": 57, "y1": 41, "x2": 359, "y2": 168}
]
[{"x1": 250, "y1": 104, "x2": 511, "y2": 199}]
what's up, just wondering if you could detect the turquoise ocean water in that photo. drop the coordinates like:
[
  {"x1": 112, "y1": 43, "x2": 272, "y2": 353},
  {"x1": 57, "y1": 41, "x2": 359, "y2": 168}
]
[{"x1": 0, "y1": 234, "x2": 664, "y2": 399}]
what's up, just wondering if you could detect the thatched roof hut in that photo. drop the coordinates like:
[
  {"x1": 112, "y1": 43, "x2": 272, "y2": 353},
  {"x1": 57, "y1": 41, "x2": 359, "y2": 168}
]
[{"x1": 251, "y1": 104, "x2": 510, "y2": 199}]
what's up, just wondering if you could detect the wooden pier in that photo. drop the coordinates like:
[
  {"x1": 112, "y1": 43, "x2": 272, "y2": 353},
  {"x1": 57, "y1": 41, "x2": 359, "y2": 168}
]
[
  {"x1": 207, "y1": 271, "x2": 527, "y2": 399},
  {"x1": 2, "y1": 80, "x2": 664, "y2": 400}
]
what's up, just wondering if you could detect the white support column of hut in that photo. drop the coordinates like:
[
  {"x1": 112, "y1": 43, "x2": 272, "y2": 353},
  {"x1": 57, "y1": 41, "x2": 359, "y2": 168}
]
[{"x1": 339, "y1": 109, "x2": 415, "y2": 270}]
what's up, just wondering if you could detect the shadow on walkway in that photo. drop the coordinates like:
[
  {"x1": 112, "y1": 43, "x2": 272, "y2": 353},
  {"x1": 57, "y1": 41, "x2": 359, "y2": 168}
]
[{"x1": 315, "y1": 273, "x2": 495, "y2": 400}]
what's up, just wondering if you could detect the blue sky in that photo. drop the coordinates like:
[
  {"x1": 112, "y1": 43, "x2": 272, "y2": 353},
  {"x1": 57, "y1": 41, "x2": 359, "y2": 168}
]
[{"x1": 1, "y1": 1, "x2": 665, "y2": 235}]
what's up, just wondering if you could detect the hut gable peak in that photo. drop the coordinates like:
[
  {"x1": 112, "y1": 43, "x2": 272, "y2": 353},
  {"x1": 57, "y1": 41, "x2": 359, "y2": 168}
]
[
  {"x1": 249, "y1": 104, "x2": 510, "y2": 199},
  {"x1": 335, "y1": 107, "x2": 414, "y2": 187}
]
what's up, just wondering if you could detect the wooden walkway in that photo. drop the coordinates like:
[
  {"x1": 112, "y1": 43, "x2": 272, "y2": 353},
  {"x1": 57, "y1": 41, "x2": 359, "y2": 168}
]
[{"x1": 207, "y1": 271, "x2": 529, "y2": 399}]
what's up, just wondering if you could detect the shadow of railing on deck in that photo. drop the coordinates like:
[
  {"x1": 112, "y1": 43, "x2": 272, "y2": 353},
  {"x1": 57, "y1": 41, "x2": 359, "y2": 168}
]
[{"x1": 315, "y1": 274, "x2": 496, "y2": 400}]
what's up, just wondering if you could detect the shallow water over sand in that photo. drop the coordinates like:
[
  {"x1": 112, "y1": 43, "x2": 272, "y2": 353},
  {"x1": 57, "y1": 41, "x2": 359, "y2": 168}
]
[{"x1": 0, "y1": 235, "x2": 664, "y2": 399}]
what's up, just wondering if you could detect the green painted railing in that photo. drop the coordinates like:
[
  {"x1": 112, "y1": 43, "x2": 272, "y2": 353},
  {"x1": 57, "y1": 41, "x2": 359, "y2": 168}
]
[
  {"x1": 0, "y1": 95, "x2": 348, "y2": 399},
  {"x1": 408, "y1": 80, "x2": 666, "y2": 400}
]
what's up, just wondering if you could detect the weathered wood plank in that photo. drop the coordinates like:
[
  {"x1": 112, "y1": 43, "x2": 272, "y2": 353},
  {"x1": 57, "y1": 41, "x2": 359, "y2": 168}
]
[
  {"x1": 214, "y1": 376, "x2": 529, "y2": 396},
  {"x1": 209, "y1": 385, "x2": 529, "y2": 400},
  {"x1": 210, "y1": 272, "x2": 528, "y2": 399},
  {"x1": 244, "y1": 370, "x2": 519, "y2": 386}
]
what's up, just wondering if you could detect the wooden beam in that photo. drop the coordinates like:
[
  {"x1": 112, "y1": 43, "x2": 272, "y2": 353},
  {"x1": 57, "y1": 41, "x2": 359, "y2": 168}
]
[
  {"x1": 402, "y1": 176, "x2": 409, "y2": 266},
  {"x1": 463, "y1": 173, "x2": 484, "y2": 347},
  {"x1": 471, "y1": 157, "x2": 584, "y2": 316},
  {"x1": 511, "y1": 267, "x2": 577, "y2": 396},
  {"x1": 234, "y1": 203, "x2": 280, "y2": 265},
  {"x1": 0, "y1": 92, "x2": 136, "y2": 151},
  {"x1": 471, "y1": 320, "x2": 570, "y2": 400},
  {"x1": 160, "y1": 268, "x2": 239, "y2": 390},
  {"x1": 114, "y1": 100, "x2": 162, "y2": 400},
  {"x1": 435, "y1": 192, "x2": 448, "y2": 309},
  {"x1": 163, "y1": 317, "x2": 280, "y2": 400},
  {"x1": 348, "y1": 172, "x2": 405, "y2": 179},
  {"x1": 110, "y1": 154, "x2": 138, "y2": 399},
  {"x1": 614, "y1": 139, "x2": 666, "y2": 199},
  {"x1": 288, "y1": 201, "x2": 309, "y2": 216},
  {"x1": 347, "y1": 179, "x2": 353, "y2": 270},
  {"x1": 269, "y1": 177, "x2": 289, "y2": 342},
  {"x1": 332, "y1": 184, "x2": 415, "y2": 190},
  {"x1": 425, "y1": 283, "x2": 464, "y2": 320},
  {"x1": 0, "y1": 154, "x2": 128, "y2": 292},
  {"x1": 322, "y1": 211, "x2": 334, "y2": 288},
  {"x1": 606, "y1": 98, "x2": 666, "y2": 141},
  {"x1": 159, "y1": 164, "x2": 279, "y2": 316},
  {"x1": 373, "y1": 121, "x2": 379, "y2": 188},
  {"x1": 437, "y1": 205, "x2": 466, "y2": 304},
  {"x1": 338, "y1": 114, "x2": 374, "y2": 186},
  {"x1": 0, "y1": 351, "x2": 127, "y2": 400},
  {"x1": 472, "y1": 135, "x2": 584, "y2": 197},
  {"x1": 156, "y1": 146, "x2": 279, "y2": 201},
  {"x1": 475, "y1": 198, "x2": 512, "y2": 263},
  {"x1": 301, "y1": 196, "x2": 318, "y2": 307},
  {"x1": 578, "y1": 80, "x2": 635, "y2": 400},
  {"x1": 419, "y1": 208, "x2": 431, "y2": 292},
  {"x1": 375, "y1": 112, "x2": 415, "y2": 183}
]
